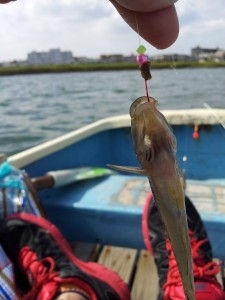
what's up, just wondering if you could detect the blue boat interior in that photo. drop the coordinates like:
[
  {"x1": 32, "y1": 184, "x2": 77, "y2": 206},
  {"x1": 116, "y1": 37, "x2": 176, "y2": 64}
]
[{"x1": 21, "y1": 125, "x2": 225, "y2": 260}]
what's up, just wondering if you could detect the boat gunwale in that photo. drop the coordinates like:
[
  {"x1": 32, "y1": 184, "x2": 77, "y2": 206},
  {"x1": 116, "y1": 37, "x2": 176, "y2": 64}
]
[{"x1": 9, "y1": 109, "x2": 225, "y2": 168}]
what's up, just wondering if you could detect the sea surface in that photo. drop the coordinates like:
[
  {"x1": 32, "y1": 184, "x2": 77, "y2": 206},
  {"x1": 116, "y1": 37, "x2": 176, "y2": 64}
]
[{"x1": 0, "y1": 68, "x2": 224, "y2": 156}]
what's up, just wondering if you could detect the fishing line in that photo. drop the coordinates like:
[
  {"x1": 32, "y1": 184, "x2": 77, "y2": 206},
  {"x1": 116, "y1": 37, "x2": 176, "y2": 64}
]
[
  {"x1": 167, "y1": 50, "x2": 189, "y2": 171},
  {"x1": 182, "y1": 125, "x2": 189, "y2": 176},
  {"x1": 203, "y1": 102, "x2": 225, "y2": 130},
  {"x1": 203, "y1": 102, "x2": 225, "y2": 138},
  {"x1": 135, "y1": 15, "x2": 141, "y2": 47},
  {"x1": 144, "y1": 80, "x2": 150, "y2": 100},
  {"x1": 134, "y1": 15, "x2": 152, "y2": 101}
]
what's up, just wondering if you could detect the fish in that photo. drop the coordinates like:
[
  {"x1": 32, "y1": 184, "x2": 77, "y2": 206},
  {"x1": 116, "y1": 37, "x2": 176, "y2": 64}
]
[{"x1": 108, "y1": 96, "x2": 195, "y2": 300}]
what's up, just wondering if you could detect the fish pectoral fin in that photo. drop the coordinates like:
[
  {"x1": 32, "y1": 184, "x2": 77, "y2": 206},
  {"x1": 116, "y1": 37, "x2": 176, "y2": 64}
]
[{"x1": 107, "y1": 164, "x2": 146, "y2": 175}]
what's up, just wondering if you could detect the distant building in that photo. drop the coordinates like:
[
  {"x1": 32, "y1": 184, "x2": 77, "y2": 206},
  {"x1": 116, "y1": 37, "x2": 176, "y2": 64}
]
[
  {"x1": 123, "y1": 54, "x2": 136, "y2": 62},
  {"x1": 74, "y1": 56, "x2": 96, "y2": 63},
  {"x1": 27, "y1": 48, "x2": 74, "y2": 65},
  {"x1": 152, "y1": 54, "x2": 191, "y2": 62},
  {"x1": 191, "y1": 46, "x2": 220, "y2": 60},
  {"x1": 213, "y1": 50, "x2": 225, "y2": 62},
  {"x1": 0, "y1": 60, "x2": 26, "y2": 67},
  {"x1": 99, "y1": 54, "x2": 124, "y2": 63}
]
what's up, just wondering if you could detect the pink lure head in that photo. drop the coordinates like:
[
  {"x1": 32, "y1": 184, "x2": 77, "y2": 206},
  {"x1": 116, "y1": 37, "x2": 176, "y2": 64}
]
[{"x1": 136, "y1": 54, "x2": 149, "y2": 66}]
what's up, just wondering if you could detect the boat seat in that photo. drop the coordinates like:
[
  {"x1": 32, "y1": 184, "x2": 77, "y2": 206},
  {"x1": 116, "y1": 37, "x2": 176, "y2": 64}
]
[
  {"x1": 41, "y1": 174, "x2": 148, "y2": 249},
  {"x1": 40, "y1": 174, "x2": 225, "y2": 260}
]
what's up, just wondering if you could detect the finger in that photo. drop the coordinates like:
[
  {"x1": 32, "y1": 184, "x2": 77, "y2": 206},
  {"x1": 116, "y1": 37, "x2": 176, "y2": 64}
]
[
  {"x1": 113, "y1": 0, "x2": 178, "y2": 13},
  {"x1": 110, "y1": 1, "x2": 179, "y2": 49},
  {"x1": 0, "y1": 0, "x2": 16, "y2": 3}
]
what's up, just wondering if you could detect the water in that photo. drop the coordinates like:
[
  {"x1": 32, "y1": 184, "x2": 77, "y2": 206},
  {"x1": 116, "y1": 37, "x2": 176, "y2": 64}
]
[{"x1": 0, "y1": 68, "x2": 224, "y2": 155}]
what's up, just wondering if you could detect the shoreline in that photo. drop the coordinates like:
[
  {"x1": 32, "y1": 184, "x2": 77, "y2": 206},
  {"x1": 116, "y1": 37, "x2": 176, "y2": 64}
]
[{"x1": 0, "y1": 61, "x2": 225, "y2": 76}]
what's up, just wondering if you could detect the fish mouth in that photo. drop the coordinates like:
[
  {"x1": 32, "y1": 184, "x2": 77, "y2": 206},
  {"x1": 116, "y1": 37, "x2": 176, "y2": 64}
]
[
  {"x1": 130, "y1": 96, "x2": 157, "y2": 117},
  {"x1": 130, "y1": 96, "x2": 148, "y2": 117}
]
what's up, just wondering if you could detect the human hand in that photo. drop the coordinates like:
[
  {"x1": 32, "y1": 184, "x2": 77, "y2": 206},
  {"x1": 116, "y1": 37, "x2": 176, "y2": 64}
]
[
  {"x1": 110, "y1": 0, "x2": 179, "y2": 49},
  {"x1": 0, "y1": 0, "x2": 178, "y2": 49},
  {"x1": 0, "y1": 0, "x2": 16, "y2": 3}
]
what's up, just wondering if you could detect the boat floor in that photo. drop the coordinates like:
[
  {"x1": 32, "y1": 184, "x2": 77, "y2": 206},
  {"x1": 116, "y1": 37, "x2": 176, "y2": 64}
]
[{"x1": 70, "y1": 242, "x2": 224, "y2": 299}]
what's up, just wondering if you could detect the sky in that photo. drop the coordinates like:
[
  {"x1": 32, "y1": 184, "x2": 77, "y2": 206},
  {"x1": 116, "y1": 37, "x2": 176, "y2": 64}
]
[{"x1": 0, "y1": 0, "x2": 225, "y2": 62}]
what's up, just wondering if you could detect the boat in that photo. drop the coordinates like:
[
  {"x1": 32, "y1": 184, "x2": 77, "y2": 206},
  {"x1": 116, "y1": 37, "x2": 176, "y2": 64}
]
[{"x1": 6, "y1": 108, "x2": 225, "y2": 298}]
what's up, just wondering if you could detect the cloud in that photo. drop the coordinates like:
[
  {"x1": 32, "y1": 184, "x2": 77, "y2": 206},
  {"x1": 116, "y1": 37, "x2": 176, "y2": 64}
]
[
  {"x1": 172, "y1": 0, "x2": 225, "y2": 53},
  {"x1": 176, "y1": 0, "x2": 225, "y2": 23},
  {"x1": 0, "y1": 0, "x2": 132, "y2": 60},
  {"x1": 0, "y1": 0, "x2": 225, "y2": 61}
]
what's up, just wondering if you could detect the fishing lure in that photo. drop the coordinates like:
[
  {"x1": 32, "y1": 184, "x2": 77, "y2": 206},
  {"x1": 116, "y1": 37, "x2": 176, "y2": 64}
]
[
  {"x1": 136, "y1": 45, "x2": 152, "y2": 99},
  {"x1": 136, "y1": 45, "x2": 152, "y2": 80}
]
